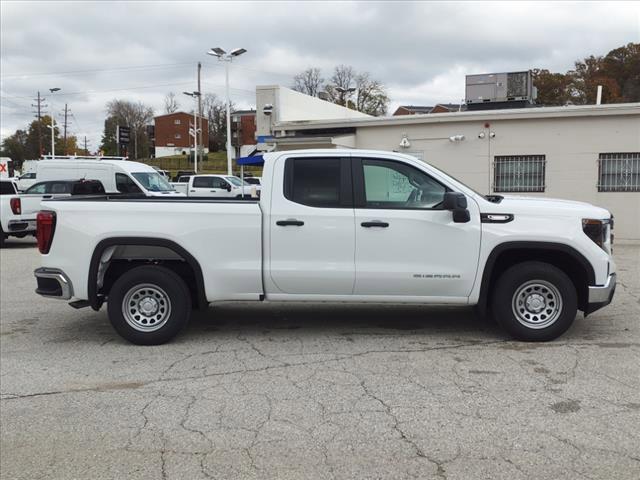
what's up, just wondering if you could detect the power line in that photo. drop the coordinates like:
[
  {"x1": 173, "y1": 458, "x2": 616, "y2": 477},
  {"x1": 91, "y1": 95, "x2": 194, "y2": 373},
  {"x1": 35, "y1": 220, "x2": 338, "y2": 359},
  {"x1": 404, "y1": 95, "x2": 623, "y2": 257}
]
[
  {"x1": 0, "y1": 61, "x2": 196, "y2": 79},
  {"x1": 2, "y1": 81, "x2": 196, "y2": 99}
]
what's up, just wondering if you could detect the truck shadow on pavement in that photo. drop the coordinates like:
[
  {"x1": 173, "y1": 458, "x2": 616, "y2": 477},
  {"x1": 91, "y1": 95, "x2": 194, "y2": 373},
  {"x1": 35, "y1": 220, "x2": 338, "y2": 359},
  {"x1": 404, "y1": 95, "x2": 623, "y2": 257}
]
[{"x1": 184, "y1": 303, "x2": 504, "y2": 341}]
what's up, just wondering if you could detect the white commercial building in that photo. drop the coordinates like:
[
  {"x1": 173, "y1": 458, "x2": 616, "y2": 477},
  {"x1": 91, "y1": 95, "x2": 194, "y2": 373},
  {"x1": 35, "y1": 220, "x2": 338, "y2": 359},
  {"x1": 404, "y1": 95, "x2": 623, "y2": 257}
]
[{"x1": 255, "y1": 88, "x2": 639, "y2": 241}]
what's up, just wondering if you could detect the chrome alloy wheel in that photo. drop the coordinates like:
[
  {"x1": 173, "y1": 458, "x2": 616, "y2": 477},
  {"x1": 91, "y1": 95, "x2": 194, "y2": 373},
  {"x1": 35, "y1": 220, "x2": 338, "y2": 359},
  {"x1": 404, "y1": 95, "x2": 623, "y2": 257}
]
[
  {"x1": 511, "y1": 280, "x2": 563, "y2": 329},
  {"x1": 122, "y1": 284, "x2": 172, "y2": 332}
]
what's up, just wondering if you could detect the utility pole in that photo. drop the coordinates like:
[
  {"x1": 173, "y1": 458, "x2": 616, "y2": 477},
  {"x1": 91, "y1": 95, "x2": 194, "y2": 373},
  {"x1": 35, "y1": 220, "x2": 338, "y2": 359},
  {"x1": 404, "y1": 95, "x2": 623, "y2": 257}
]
[
  {"x1": 31, "y1": 91, "x2": 47, "y2": 157},
  {"x1": 197, "y1": 62, "x2": 203, "y2": 162},
  {"x1": 84, "y1": 136, "x2": 89, "y2": 154},
  {"x1": 62, "y1": 104, "x2": 70, "y2": 155}
]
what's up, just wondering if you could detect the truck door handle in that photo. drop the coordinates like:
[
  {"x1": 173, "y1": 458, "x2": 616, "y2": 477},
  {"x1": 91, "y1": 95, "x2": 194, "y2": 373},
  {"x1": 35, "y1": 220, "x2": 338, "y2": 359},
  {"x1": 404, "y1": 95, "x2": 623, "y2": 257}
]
[
  {"x1": 210, "y1": 190, "x2": 217, "y2": 192},
  {"x1": 361, "y1": 221, "x2": 389, "y2": 228},
  {"x1": 276, "y1": 219, "x2": 304, "y2": 227}
]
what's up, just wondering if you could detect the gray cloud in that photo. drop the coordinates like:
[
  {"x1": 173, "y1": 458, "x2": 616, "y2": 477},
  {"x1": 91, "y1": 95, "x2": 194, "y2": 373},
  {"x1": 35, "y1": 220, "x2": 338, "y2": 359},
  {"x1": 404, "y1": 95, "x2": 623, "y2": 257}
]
[{"x1": 1, "y1": 1, "x2": 638, "y2": 151}]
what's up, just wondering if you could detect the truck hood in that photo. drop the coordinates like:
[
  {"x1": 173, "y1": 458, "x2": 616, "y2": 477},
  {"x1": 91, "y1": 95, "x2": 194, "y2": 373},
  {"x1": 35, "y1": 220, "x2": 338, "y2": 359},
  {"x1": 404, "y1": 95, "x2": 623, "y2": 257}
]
[{"x1": 484, "y1": 195, "x2": 611, "y2": 218}]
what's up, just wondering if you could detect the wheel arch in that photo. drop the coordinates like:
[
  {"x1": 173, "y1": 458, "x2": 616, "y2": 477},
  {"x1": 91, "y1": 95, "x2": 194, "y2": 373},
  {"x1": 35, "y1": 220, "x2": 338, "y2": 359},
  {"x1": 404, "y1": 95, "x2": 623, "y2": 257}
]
[
  {"x1": 88, "y1": 237, "x2": 208, "y2": 311},
  {"x1": 477, "y1": 241, "x2": 595, "y2": 316}
]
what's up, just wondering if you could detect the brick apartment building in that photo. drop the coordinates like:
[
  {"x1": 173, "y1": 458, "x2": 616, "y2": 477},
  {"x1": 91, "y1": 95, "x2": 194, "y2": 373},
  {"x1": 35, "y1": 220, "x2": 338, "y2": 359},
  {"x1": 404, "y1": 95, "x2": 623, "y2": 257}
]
[
  {"x1": 154, "y1": 112, "x2": 209, "y2": 158},
  {"x1": 231, "y1": 110, "x2": 257, "y2": 158}
]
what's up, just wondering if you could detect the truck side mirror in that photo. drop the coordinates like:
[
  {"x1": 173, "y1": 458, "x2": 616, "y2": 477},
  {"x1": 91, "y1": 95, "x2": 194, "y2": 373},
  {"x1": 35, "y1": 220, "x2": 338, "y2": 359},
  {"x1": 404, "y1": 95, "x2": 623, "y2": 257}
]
[{"x1": 443, "y1": 192, "x2": 470, "y2": 223}]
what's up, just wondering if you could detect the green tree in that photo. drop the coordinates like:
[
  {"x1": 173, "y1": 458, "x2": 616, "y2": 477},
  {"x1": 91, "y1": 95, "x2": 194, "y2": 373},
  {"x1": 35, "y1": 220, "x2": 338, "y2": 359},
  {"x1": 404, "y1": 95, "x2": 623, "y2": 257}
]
[
  {"x1": 0, "y1": 129, "x2": 28, "y2": 168},
  {"x1": 99, "y1": 116, "x2": 118, "y2": 155}
]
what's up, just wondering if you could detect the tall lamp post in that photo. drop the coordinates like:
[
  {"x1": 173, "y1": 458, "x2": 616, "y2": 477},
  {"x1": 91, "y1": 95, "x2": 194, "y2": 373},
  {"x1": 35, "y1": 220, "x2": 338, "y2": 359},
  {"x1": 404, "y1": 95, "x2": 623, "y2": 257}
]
[
  {"x1": 48, "y1": 87, "x2": 61, "y2": 158},
  {"x1": 183, "y1": 91, "x2": 201, "y2": 173},
  {"x1": 207, "y1": 47, "x2": 247, "y2": 175}
]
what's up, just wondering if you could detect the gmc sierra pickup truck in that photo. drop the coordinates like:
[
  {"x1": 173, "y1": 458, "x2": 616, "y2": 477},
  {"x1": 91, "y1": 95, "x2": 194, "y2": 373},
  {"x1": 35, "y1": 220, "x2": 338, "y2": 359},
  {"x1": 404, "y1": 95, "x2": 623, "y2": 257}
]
[{"x1": 34, "y1": 149, "x2": 616, "y2": 345}]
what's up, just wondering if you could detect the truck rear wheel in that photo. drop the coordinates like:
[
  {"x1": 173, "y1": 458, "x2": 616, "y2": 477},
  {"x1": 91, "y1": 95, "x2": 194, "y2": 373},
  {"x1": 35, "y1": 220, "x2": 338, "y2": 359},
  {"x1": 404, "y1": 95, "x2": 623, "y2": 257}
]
[
  {"x1": 491, "y1": 261, "x2": 577, "y2": 341},
  {"x1": 107, "y1": 265, "x2": 191, "y2": 345}
]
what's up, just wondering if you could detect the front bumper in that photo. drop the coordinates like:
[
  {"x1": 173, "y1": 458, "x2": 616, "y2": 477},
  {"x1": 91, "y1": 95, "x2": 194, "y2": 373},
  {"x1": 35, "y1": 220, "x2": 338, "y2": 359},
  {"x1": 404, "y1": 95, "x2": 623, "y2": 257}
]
[
  {"x1": 8, "y1": 219, "x2": 36, "y2": 233},
  {"x1": 585, "y1": 273, "x2": 616, "y2": 315},
  {"x1": 34, "y1": 268, "x2": 74, "y2": 300}
]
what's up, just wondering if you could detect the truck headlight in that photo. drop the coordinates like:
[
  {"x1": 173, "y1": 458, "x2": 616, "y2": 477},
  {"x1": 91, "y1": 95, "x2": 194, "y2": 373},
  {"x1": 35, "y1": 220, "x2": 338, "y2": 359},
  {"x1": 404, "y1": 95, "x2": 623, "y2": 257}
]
[{"x1": 582, "y1": 218, "x2": 613, "y2": 253}]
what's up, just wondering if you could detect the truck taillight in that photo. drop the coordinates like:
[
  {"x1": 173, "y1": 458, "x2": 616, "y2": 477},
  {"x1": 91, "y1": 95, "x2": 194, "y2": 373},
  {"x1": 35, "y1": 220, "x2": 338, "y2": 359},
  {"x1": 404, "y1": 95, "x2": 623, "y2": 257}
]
[
  {"x1": 37, "y1": 211, "x2": 56, "y2": 254},
  {"x1": 9, "y1": 197, "x2": 21, "y2": 214}
]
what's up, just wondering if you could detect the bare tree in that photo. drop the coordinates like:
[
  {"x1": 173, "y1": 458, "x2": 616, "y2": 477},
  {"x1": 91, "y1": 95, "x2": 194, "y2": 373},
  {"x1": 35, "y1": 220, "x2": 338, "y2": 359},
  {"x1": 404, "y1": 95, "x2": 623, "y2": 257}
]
[
  {"x1": 163, "y1": 92, "x2": 180, "y2": 114},
  {"x1": 292, "y1": 68, "x2": 324, "y2": 97},
  {"x1": 354, "y1": 72, "x2": 389, "y2": 116},
  {"x1": 201, "y1": 93, "x2": 234, "y2": 151},
  {"x1": 292, "y1": 64, "x2": 390, "y2": 116},
  {"x1": 106, "y1": 99, "x2": 154, "y2": 159}
]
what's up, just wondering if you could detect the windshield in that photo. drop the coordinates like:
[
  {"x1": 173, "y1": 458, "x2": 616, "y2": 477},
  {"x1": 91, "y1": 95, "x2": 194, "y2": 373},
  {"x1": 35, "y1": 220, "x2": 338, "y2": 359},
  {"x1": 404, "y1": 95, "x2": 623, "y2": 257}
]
[
  {"x1": 226, "y1": 176, "x2": 250, "y2": 187},
  {"x1": 131, "y1": 172, "x2": 174, "y2": 192}
]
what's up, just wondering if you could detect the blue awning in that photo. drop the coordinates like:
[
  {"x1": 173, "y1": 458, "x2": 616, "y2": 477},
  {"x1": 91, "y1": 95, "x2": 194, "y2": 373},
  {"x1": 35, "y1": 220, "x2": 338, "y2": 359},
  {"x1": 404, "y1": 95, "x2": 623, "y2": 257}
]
[{"x1": 236, "y1": 154, "x2": 264, "y2": 166}]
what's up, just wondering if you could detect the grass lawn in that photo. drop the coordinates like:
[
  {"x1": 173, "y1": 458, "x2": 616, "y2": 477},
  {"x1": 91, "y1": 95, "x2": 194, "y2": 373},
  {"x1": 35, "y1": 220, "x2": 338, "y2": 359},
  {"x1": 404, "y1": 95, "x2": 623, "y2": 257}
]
[{"x1": 137, "y1": 152, "x2": 263, "y2": 177}]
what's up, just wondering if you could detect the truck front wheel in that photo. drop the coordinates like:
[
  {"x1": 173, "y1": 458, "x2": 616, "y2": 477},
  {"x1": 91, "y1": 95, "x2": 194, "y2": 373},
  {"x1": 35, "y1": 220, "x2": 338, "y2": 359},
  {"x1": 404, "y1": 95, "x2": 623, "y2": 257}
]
[
  {"x1": 491, "y1": 261, "x2": 577, "y2": 341},
  {"x1": 107, "y1": 265, "x2": 192, "y2": 345}
]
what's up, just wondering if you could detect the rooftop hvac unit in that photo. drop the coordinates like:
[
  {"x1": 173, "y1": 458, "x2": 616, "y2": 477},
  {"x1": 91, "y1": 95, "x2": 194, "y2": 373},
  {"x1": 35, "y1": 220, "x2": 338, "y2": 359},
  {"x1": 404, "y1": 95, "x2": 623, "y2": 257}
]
[{"x1": 465, "y1": 71, "x2": 537, "y2": 110}]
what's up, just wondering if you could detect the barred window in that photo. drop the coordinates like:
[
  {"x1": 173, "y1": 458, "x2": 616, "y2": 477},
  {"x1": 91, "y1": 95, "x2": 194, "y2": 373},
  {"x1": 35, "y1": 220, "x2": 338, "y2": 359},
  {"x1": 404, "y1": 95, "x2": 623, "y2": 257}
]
[
  {"x1": 598, "y1": 153, "x2": 640, "y2": 192},
  {"x1": 494, "y1": 155, "x2": 546, "y2": 193},
  {"x1": 174, "y1": 119, "x2": 181, "y2": 125}
]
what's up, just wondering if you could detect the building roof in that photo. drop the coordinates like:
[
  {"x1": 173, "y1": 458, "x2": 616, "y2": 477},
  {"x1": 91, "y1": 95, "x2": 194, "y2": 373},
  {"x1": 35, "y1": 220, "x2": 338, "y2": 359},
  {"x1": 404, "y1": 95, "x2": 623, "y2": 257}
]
[
  {"x1": 154, "y1": 111, "x2": 207, "y2": 120},
  {"x1": 231, "y1": 109, "x2": 257, "y2": 116},
  {"x1": 395, "y1": 106, "x2": 433, "y2": 114},
  {"x1": 274, "y1": 103, "x2": 640, "y2": 131}
]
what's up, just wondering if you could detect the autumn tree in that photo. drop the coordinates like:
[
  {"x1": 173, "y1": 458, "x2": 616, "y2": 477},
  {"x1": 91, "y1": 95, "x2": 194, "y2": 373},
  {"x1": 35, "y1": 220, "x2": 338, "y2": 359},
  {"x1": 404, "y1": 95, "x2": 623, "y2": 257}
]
[
  {"x1": 0, "y1": 129, "x2": 28, "y2": 167},
  {"x1": 533, "y1": 42, "x2": 639, "y2": 106}
]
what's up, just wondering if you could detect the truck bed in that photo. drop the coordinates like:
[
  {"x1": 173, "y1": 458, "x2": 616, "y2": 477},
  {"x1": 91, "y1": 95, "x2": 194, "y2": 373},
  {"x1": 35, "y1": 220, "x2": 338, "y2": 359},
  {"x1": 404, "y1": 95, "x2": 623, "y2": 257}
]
[{"x1": 40, "y1": 195, "x2": 263, "y2": 302}]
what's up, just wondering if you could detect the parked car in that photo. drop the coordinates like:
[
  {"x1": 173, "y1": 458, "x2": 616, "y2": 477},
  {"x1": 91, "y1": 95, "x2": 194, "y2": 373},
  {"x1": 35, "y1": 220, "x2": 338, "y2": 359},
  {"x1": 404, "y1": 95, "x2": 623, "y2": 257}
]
[
  {"x1": 15, "y1": 171, "x2": 37, "y2": 191},
  {"x1": 19, "y1": 179, "x2": 106, "y2": 218},
  {"x1": 152, "y1": 166, "x2": 171, "y2": 179},
  {"x1": 243, "y1": 176, "x2": 262, "y2": 186},
  {"x1": 173, "y1": 170, "x2": 196, "y2": 182},
  {"x1": 34, "y1": 149, "x2": 616, "y2": 345},
  {"x1": 0, "y1": 178, "x2": 35, "y2": 246},
  {"x1": 173, "y1": 174, "x2": 260, "y2": 198},
  {"x1": 36, "y1": 159, "x2": 184, "y2": 197},
  {"x1": 170, "y1": 175, "x2": 193, "y2": 195}
]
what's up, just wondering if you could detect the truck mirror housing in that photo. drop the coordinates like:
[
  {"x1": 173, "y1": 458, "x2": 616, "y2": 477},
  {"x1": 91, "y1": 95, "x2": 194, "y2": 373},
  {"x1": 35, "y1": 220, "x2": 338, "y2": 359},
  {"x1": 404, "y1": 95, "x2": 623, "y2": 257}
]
[{"x1": 443, "y1": 192, "x2": 470, "y2": 223}]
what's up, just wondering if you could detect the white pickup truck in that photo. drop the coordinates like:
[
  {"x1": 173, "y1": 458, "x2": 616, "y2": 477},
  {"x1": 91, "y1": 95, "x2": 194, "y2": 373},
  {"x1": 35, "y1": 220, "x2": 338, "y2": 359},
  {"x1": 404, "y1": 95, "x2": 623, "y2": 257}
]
[
  {"x1": 172, "y1": 174, "x2": 260, "y2": 198},
  {"x1": 34, "y1": 149, "x2": 616, "y2": 345},
  {"x1": 1, "y1": 178, "x2": 36, "y2": 246}
]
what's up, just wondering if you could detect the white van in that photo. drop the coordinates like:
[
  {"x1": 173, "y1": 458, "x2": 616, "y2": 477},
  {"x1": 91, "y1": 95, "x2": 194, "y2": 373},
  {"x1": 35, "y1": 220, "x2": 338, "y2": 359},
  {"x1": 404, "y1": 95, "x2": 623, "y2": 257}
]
[{"x1": 36, "y1": 159, "x2": 184, "y2": 197}]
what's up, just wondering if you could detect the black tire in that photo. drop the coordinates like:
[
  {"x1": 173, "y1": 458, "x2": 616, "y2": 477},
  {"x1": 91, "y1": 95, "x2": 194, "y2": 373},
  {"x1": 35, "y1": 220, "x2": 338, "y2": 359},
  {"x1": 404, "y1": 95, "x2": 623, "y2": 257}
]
[
  {"x1": 107, "y1": 265, "x2": 192, "y2": 345},
  {"x1": 491, "y1": 261, "x2": 577, "y2": 341},
  {"x1": 0, "y1": 227, "x2": 5, "y2": 248}
]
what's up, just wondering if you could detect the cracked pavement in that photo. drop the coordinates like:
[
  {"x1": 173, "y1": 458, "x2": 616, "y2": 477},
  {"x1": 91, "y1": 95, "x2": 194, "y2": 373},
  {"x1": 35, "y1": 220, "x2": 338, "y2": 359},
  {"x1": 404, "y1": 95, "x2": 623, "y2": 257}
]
[{"x1": 1, "y1": 238, "x2": 639, "y2": 479}]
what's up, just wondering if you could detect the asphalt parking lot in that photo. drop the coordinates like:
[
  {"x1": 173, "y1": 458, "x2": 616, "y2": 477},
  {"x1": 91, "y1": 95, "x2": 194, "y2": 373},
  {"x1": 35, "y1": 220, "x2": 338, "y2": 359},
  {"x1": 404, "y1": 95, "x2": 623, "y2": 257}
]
[{"x1": 1, "y1": 237, "x2": 639, "y2": 480}]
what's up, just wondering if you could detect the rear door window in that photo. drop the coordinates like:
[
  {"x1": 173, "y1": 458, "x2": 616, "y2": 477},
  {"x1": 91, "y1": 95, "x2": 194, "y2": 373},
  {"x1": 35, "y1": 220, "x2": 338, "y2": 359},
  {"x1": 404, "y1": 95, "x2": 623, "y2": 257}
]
[
  {"x1": 192, "y1": 177, "x2": 215, "y2": 188},
  {"x1": 283, "y1": 157, "x2": 352, "y2": 208},
  {"x1": 25, "y1": 183, "x2": 47, "y2": 194},
  {"x1": 47, "y1": 182, "x2": 71, "y2": 194},
  {"x1": 0, "y1": 182, "x2": 17, "y2": 195}
]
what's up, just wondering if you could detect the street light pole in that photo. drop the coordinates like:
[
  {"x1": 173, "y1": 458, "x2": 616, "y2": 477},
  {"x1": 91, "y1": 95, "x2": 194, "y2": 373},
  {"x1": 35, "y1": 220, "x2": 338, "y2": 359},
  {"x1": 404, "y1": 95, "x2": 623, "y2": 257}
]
[
  {"x1": 48, "y1": 88, "x2": 61, "y2": 159},
  {"x1": 183, "y1": 91, "x2": 201, "y2": 173},
  {"x1": 207, "y1": 47, "x2": 247, "y2": 176}
]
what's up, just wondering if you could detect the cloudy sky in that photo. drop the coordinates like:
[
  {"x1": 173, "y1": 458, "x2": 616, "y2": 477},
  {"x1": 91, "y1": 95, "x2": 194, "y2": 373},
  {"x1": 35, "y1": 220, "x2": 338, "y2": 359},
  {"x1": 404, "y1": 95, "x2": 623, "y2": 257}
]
[{"x1": 1, "y1": 1, "x2": 638, "y2": 151}]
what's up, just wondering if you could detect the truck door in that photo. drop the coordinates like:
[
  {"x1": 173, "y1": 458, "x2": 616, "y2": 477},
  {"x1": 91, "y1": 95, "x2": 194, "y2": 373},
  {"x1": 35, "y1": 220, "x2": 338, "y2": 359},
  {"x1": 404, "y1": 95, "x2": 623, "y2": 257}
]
[
  {"x1": 269, "y1": 156, "x2": 355, "y2": 295},
  {"x1": 189, "y1": 176, "x2": 229, "y2": 197},
  {"x1": 352, "y1": 157, "x2": 481, "y2": 298}
]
